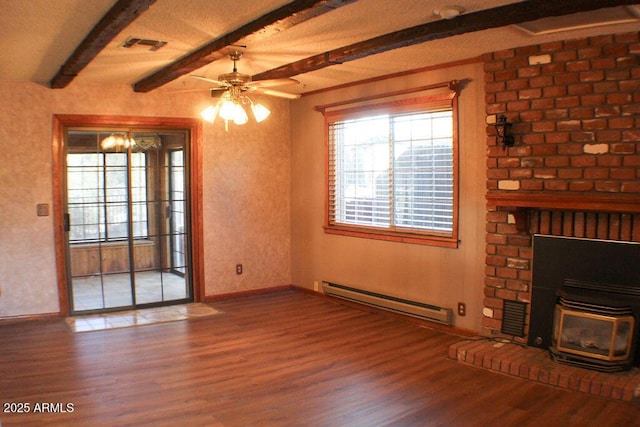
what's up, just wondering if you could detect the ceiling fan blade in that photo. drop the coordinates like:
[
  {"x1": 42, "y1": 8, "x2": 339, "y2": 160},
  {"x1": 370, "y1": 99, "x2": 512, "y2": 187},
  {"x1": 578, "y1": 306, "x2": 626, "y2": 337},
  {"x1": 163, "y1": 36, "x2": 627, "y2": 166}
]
[
  {"x1": 250, "y1": 78, "x2": 299, "y2": 88},
  {"x1": 254, "y1": 87, "x2": 301, "y2": 100},
  {"x1": 190, "y1": 75, "x2": 228, "y2": 86}
]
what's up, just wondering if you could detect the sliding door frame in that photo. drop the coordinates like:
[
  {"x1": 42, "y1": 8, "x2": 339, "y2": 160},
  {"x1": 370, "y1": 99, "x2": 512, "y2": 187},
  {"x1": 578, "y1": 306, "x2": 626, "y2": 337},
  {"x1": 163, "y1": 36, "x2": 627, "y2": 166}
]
[{"x1": 52, "y1": 115, "x2": 204, "y2": 316}]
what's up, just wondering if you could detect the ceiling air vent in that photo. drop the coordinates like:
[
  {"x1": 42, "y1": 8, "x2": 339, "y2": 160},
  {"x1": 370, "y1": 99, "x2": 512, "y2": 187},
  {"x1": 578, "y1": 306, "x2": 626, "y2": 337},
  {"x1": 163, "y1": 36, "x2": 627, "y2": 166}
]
[
  {"x1": 514, "y1": 6, "x2": 640, "y2": 35},
  {"x1": 122, "y1": 37, "x2": 167, "y2": 51}
]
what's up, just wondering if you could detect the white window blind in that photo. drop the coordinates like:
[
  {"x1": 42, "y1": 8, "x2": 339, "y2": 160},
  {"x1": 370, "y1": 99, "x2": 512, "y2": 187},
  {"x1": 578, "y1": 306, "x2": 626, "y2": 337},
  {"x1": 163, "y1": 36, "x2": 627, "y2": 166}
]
[{"x1": 327, "y1": 94, "x2": 457, "y2": 241}]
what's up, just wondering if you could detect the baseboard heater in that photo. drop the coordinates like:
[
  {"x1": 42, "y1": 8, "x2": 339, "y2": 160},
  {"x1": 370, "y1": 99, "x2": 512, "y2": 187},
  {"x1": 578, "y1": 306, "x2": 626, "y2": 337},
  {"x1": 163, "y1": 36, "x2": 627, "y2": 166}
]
[{"x1": 322, "y1": 282, "x2": 453, "y2": 325}]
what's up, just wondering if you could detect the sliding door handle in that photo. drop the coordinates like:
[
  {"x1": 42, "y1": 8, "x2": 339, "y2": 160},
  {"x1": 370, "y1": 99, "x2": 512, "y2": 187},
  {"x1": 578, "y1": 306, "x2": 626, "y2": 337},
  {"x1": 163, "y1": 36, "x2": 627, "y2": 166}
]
[{"x1": 64, "y1": 213, "x2": 71, "y2": 232}]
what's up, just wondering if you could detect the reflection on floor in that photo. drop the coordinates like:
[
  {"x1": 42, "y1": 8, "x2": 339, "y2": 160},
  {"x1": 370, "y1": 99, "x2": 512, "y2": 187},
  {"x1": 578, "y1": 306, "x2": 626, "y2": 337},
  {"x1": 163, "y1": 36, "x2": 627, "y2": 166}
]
[
  {"x1": 66, "y1": 303, "x2": 221, "y2": 332},
  {"x1": 72, "y1": 270, "x2": 187, "y2": 311}
]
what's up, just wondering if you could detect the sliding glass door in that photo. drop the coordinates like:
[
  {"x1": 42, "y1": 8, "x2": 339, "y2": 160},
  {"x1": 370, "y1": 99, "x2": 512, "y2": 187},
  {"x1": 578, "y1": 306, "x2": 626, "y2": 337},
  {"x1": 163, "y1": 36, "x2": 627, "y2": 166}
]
[{"x1": 65, "y1": 129, "x2": 192, "y2": 314}]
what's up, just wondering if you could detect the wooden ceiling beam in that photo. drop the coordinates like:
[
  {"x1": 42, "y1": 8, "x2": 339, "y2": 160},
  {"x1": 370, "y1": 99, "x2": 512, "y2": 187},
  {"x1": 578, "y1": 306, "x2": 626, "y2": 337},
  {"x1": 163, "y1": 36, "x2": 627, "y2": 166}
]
[
  {"x1": 50, "y1": 0, "x2": 156, "y2": 89},
  {"x1": 133, "y1": 0, "x2": 358, "y2": 93},
  {"x1": 252, "y1": 0, "x2": 639, "y2": 81}
]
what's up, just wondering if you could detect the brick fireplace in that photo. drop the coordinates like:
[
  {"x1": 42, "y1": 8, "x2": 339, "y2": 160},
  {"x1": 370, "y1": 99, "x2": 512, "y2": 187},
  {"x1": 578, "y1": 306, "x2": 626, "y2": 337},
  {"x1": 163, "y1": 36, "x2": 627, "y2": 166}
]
[{"x1": 482, "y1": 30, "x2": 640, "y2": 351}]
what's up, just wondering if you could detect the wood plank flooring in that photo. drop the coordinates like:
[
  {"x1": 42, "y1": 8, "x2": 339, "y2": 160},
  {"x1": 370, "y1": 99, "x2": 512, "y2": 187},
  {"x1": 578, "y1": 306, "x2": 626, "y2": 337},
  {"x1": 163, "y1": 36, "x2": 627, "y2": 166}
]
[{"x1": 1, "y1": 289, "x2": 639, "y2": 426}]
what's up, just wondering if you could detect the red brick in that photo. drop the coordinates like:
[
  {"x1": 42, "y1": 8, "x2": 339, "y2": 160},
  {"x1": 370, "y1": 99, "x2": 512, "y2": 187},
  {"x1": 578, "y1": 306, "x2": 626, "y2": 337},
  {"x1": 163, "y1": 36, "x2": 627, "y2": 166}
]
[
  {"x1": 507, "y1": 100, "x2": 530, "y2": 111},
  {"x1": 485, "y1": 81, "x2": 505, "y2": 93},
  {"x1": 486, "y1": 255, "x2": 507, "y2": 267},
  {"x1": 530, "y1": 75, "x2": 554, "y2": 87},
  {"x1": 567, "y1": 83, "x2": 592, "y2": 95},
  {"x1": 531, "y1": 144, "x2": 558, "y2": 156},
  {"x1": 606, "y1": 93, "x2": 632, "y2": 104},
  {"x1": 545, "y1": 132, "x2": 570, "y2": 144},
  {"x1": 580, "y1": 70, "x2": 604, "y2": 81},
  {"x1": 615, "y1": 32, "x2": 639, "y2": 43},
  {"x1": 566, "y1": 60, "x2": 590, "y2": 72},
  {"x1": 545, "y1": 156, "x2": 569, "y2": 167},
  {"x1": 558, "y1": 142, "x2": 585, "y2": 154},
  {"x1": 484, "y1": 61, "x2": 505, "y2": 72},
  {"x1": 591, "y1": 57, "x2": 616, "y2": 69},
  {"x1": 611, "y1": 168, "x2": 636, "y2": 180},
  {"x1": 519, "y1": 110, "x2": 544, "y2": 122},
  {"x1": 497, "y1": 245, "x2": 519, "y2": 257},
  {"x1": 494, "y1": 49, "x2": 515, "y2": 60},
  {"x1": 505, "y1": 57, "x2": 529, "y2": 69},
  {"x1": 506, "y1": 79, "x2": 529, "y2": 90},
  {"x1": 554, "y1": 50, "x2": 578, "y2": 62},
  {"x1": 621, "y1": 182, "x2": 640, "y2": 192},
  {"x1": 507, "y1": 235, "x2": 531, "y2": 247},
  {"x1": 532, "y1": 121, "x2": 555, "y2": 132},
  {"x1": 496, "y1": 91, "x2": 518, "y2": 102},
  {"x1": 544, "y1": 180, "x2": 569, "y2": 191},
  {"x1": 621, "y1": 130, "x2": 640, "y2": 142},
  {"x1": 542, "y1": 85, "x2": 567, "y2": 98},
  {"x1": 595, "y1": 181, "x2": 621, "y2": 192},
  {"x1": 518, "y1": 66, "x2": 540, "y2": 78},
  {"x1": 518, "y1": 88, "x2": 541, "y2": 99},
  {"x1": 589, "y1": 34, "x2": 614, "y2": 46},
  {"x1": 581, "y1": 94, "x2": 606, "y2": 105},
  {"x1": 569, "y1": 181, "x2": 594, "y2": 192},
  {"x1": 554, "y1": 73, "x2": 580, "y2": 85},
  {"x1": 520, "y1": 181, "x2": 544, "y2": 191},
  {"x1": 594, "y1": 105, "x2": 620, "y2": 117},
  {"x1": 496, "y1": 267, "x2": 518, "y2": 280},
  {"x1": 582, "y1": 118, "x2": 607, "y2": 129},
  {"x1": 609, "y1": 117, "x2": 635, "y2": 128},
  {"x1": 495, "y1": 69, "x2": 518, "y2": 81},
  {"x1": 611, "y1": 142, "x2": 636, "y2": 153},
  {"x1": 604, "y1": 44, "x2": 629, "y2": 56},
  {"x1": 556, "y1": 96, "x2": 580, "y2": 108},
  {"x1": 596, "y1": 155, "x2": 621, "y2": 167},
  {"x1": 578, "y1": 46, "x2": 602, "y2": 59},
  {"x1": 558, "y1": 168, "x2": 582, "y2": 179},
  {"x1": 619, "y1": 80, "x2": 640, "y2": 91},
  {"x1": 571, "y1": 156, "x2": 597, "y2": 167},
  {"x1": 595, "y1": 130, "x2": 622, "y2": 142},
  {"x1": 557, "y1": 120, "x2": 581, "y2": 131},
  {"x1": 584, "y1": 168, "x2": 609, "y2": 179},
  {"x1": 530, "y1": 98, "x2": 555, "y2": 110},
  {"x1": 540, "y1": 41, "x2": 563, "y2": 52},
  {"x1": 593, "y1": 81, "x2": 619, "y2": 93}
]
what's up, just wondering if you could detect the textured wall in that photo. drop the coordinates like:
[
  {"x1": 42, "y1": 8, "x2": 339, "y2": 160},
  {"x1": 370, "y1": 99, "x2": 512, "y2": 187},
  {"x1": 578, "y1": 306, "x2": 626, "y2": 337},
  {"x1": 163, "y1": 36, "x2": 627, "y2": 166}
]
[
  {"x1": 0, "y1": 81, "x2": 291, "y2": 318},
  {"x1": 290, "y1": 61, "x2": 487, "y2": 332}
]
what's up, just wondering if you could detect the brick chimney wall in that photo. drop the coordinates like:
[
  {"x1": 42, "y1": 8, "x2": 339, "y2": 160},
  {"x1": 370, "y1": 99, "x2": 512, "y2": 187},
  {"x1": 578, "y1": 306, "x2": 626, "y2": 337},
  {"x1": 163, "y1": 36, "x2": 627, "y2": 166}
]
[{"x1": 483, "y1": 31, "x2": 640, "y2": 340}]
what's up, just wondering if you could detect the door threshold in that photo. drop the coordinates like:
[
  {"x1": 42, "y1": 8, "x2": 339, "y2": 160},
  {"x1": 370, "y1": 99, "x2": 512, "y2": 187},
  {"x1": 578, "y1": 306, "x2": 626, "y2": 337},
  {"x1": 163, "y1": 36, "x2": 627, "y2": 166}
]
[{"x1": 65, "y1": 303, "x2": 221, "y2": 332}]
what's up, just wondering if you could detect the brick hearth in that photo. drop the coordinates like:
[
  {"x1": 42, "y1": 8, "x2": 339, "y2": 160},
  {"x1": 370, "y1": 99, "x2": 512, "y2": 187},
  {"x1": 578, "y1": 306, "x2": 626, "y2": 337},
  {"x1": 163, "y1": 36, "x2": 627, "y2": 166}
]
[{"x1": 449, "y1": 338, "x2": 640, "y2": 402}]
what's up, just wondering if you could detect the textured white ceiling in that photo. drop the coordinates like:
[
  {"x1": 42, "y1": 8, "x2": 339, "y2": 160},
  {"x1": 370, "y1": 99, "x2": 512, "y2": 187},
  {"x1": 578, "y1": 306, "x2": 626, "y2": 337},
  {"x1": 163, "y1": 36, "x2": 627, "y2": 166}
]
[{"x1": 1, "y1": 0, "x2": 639, "y2": 94}]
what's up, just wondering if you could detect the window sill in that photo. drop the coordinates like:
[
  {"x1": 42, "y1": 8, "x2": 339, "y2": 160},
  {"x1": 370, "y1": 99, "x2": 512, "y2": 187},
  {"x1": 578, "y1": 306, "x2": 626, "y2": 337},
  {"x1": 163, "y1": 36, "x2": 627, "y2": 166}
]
[{"x1": 324, "y1": 225, "x2": 458, "y2": 248}]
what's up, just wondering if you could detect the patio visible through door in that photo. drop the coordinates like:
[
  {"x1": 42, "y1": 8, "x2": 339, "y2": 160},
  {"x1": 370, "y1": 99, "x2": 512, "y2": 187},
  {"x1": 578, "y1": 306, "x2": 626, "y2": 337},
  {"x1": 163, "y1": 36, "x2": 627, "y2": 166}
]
[{"x1": 65, "y1": 129, "x2": 193, "y2": 314}]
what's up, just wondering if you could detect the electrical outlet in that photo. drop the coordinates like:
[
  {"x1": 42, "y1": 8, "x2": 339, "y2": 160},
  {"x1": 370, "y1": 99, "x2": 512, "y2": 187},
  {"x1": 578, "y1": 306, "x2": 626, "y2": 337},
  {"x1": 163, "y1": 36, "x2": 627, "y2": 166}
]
[
  {"x1": 236, "y1": 264, "x2": 243, "y2": 275},
  {"x1": 457, "y1": 302, "x2": 466, "y2": 317}
]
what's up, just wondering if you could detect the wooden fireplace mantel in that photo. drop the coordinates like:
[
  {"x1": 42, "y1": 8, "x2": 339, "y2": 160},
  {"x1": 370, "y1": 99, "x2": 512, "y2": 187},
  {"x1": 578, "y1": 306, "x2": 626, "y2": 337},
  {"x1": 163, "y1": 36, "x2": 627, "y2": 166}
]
[
  {"x1": 486, "y1": 191, "x2": 640, "y2": 214},
  {"x1": 487, "y1": 191, "x2": 640, "y2": 233}
]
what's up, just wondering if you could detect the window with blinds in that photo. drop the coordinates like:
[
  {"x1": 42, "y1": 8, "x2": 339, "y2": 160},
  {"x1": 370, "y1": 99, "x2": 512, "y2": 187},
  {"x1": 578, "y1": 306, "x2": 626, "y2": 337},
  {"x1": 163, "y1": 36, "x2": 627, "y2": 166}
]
[{"x1": 325, "y1": 92, "x2": 458, "y2": 247}]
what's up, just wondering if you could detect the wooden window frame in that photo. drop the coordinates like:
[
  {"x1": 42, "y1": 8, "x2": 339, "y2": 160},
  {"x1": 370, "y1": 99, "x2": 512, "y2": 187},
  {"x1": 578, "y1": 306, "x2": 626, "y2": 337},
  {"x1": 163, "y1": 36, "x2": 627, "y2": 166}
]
[{"x1": 323, "y1": 91, "x2": 459, "y2": 248}]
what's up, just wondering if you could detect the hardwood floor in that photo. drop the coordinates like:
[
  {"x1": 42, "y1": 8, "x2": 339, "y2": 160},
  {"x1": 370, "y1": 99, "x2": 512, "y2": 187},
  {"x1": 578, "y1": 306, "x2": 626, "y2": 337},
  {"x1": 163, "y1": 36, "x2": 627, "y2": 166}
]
[{"x1": 1, "y1": 289, "x2": 639, "y2": 426}]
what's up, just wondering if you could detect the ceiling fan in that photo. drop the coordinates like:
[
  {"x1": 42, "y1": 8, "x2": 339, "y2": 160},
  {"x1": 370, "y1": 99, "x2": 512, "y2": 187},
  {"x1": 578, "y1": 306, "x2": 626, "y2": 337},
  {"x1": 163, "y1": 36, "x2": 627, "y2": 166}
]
[{"x1": 191, "y1": 51, "x2": 301, "y2": 100}]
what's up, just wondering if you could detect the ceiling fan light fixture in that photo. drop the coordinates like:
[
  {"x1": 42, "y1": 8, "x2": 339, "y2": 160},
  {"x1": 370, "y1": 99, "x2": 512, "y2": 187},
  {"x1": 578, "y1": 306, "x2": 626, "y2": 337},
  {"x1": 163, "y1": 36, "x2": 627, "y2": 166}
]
[
  {"x1": 218, "y1": 98, "x2": 238, "y2": 122},
  {"x1": 232, "y1": 103, "x2": 249, "y2": 125},
  {"x1": 251, "y1": 102, "x2": 271, "y2": 123},
  {"x1": 201, "y1": 104, "x2": 219, "y2": 123}
]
